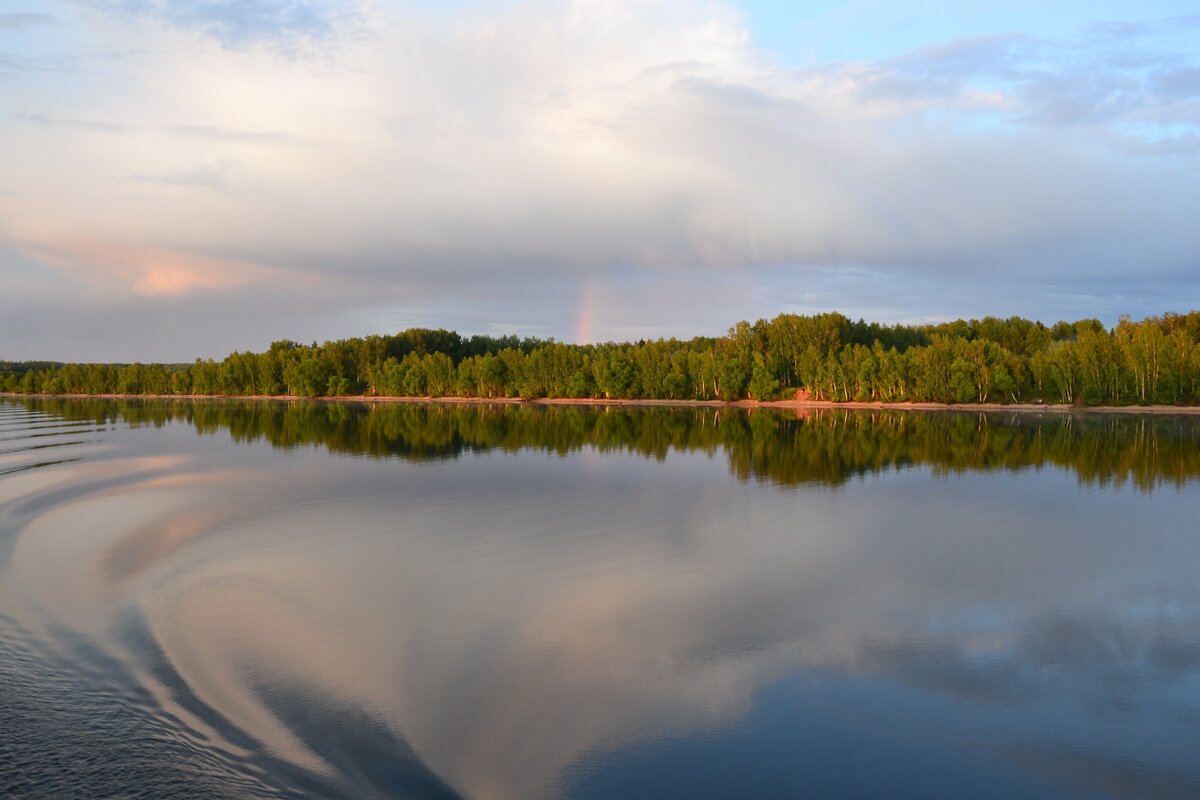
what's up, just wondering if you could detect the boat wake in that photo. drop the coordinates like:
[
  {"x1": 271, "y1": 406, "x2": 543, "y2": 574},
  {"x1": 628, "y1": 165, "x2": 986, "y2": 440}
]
[{"x1": 0, "y1": 403, "x2": 458, "y2": 800}]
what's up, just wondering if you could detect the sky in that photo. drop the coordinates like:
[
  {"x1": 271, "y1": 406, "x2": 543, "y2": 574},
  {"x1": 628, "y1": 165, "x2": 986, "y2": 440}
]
[{"x1": 1, "y1": 1, "x2": 1199, "y2": 362}]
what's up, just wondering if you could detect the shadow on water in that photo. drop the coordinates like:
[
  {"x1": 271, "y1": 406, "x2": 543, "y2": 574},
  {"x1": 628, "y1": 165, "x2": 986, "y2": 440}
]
[{"x1": 14, "y1": 396, "x2": 1200, "y2": 492}]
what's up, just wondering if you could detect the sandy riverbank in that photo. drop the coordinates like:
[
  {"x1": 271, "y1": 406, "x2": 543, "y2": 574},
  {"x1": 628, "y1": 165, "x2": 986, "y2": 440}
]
[{"x1": 6, "y1": 392, "x2": 1200, "y2": 415}]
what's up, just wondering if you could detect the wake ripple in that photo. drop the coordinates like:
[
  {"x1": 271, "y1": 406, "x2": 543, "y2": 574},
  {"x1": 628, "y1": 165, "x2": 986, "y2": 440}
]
[{"x1": 0, "y1": 401, "x2": 461, "y2": 799}]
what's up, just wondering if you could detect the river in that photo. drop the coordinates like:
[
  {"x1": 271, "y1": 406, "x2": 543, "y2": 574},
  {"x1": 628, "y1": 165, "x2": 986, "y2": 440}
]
[{"x1": 2, "y1": 398, "x2": 1199, "y2": 799}]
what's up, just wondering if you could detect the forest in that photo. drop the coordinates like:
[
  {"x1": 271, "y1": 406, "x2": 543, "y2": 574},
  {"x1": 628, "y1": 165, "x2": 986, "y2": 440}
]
[{"x1": 4, "y1": 311, "x2": 1200, "y2": 406}]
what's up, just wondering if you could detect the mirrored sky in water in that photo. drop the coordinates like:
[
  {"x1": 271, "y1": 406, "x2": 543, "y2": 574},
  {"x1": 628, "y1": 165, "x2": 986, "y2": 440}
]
[{"x1": 2, "y1": 400, "x2": 1199, "y2": 799}]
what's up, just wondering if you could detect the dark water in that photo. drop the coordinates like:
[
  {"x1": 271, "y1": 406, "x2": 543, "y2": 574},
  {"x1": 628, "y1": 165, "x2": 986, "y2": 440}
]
[{"x1": 2, "y1": 398, "x2": 1199, "y2": 800}]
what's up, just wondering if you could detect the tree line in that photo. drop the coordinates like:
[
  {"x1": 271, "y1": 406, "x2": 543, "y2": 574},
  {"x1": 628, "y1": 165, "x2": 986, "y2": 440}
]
[
  {"x1": 4, "y1": 311, "x2": 1200, "y2": 406},
  {"x1": 16, "y1": 397, "x2": 1200, "y2": 492}
]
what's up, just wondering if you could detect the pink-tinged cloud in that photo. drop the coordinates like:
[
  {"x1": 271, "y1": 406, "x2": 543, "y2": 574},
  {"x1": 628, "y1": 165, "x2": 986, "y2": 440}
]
[{"x1": 17, "y1": 237, "x2": 318, "y2": 297}]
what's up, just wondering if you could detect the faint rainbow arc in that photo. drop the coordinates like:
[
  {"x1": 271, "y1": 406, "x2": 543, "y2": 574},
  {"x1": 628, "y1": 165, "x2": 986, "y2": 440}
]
[{"x1": 574, "y1": 276, "x2": 596, "y2": 344}]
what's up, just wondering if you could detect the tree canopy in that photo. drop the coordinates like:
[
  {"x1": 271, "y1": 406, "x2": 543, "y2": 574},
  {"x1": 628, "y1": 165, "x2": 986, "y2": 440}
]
[{"x1": 5, "y1": 311, "x2": 1200, "y2": 406}]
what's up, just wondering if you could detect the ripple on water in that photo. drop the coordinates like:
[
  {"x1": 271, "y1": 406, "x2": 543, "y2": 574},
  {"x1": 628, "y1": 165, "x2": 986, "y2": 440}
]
[
  {"x1": 0, "y1": 402, "x2": 461, "y2": 800},
  {"x1": 0, "y1": 407, "x2": 269, "y2": 797}
]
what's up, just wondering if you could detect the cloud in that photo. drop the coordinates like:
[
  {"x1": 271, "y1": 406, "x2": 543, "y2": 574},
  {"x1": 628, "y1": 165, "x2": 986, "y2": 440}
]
[
  {"x1": 13, "y1": 112, "x2": 135, "y2": 133},
  {"x1": 17, "y1": 235, "x2": 318, "y2": 297},
  {"x1": 0, "y1": 53, "x2": 76, "y2": 74},
  {"x1": 13, "y1": 112, "x2": 53, "y2": 125},
  {"x1": 840, "y1": 23, "x2": 1200, "y2": 137},
  {"x1": 2, "y1": 1, "x2": 1200, "y2": 360},
  {"x1": 60, "y1": 118, "x2": 136, "y2": 133},
  {"x1": 159, "y1": 0, "x2": 340, "y2": 44},
  {"x1": 0, "y1": 12, "x2": 59, "y2": 30},
  {"x1": 89, "y1": 0, "x2": 357, "y2": 50},
  {"x1": 164, "y1": 123, "x2": 303, "y2": 144},
  {"x1": 126, "y1": 161, "x2": 236, "y2": 192}
]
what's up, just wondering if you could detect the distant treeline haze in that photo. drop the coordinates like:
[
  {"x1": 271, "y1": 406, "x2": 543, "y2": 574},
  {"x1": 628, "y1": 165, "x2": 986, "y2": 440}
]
[{"x1": 5, "y1": 312, "x2": 1200, "y2": 405}]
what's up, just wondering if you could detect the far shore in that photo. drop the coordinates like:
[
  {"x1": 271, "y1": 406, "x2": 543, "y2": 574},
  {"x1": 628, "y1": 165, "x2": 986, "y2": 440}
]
[{"x1": 6, "y1": 392, "x2": 1200, "y2": 415}]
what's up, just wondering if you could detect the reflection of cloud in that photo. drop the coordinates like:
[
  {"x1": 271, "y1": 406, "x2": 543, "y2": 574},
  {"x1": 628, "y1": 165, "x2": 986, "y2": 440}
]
[
  {"x1": 123, "y1": 454, "x2": 1200, "y2": 799},
  {"x1": 104, "y1": 509, "x2": 221, "y2": 581},
  {"x1": 8, "y1": 416, "x2": 1200, "y2": 798},
  {"x1": 849, "y1": 607, "x2": 1200, "y2": 714},
  {"x1": 1009, "y1": 746, "x2": 1200, "y2": 800},
  {"x1": 854, "y1": 639, "x2": 1039, "y2": 706},
  {"x1": 99, "y1": 470, "x2": 265, "y2": 581}
]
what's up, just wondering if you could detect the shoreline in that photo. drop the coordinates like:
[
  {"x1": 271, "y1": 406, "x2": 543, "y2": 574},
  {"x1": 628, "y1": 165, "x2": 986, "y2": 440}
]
[{"x1": 5, "y1": 392, "x2": 1200, "y2": 415}]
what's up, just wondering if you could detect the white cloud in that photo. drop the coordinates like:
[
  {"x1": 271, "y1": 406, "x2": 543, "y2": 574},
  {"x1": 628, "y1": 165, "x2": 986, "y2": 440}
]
[{"x1": 2, "y1": 0, "x2": 1199, "y2": 359}]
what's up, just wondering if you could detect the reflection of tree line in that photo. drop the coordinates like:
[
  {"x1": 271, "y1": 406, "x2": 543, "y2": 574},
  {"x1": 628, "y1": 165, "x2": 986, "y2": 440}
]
[
  {"x1": 20, "y1": 397, "x2": 1200, "y2": 492},
  {"x1": 4, "y1": 312, "x2": 1200, "y2": 405}
]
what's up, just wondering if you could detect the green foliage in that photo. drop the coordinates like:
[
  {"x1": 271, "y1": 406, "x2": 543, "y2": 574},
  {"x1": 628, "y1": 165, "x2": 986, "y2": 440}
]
[
  {"x1": 6, "y1": 311, "x2": 1200, "y2": 406},
  {"x1": 286, "y1": 358, "x2": 332, "y2": 397}
]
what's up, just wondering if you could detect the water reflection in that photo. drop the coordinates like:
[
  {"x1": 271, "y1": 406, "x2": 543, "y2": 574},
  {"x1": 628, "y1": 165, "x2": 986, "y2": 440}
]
[
  {"x1": 1, "y1": 399, "x2": 1199, "y2": 799},
  {"x1": 15, "y1": 396, "x2": 1200, "y2": 491}
]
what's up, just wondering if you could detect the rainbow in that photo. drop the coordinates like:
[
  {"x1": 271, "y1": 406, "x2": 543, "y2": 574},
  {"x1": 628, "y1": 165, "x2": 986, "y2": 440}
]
[{"x1": 574, "y1": 275, "x2": 596, "y2": 344}]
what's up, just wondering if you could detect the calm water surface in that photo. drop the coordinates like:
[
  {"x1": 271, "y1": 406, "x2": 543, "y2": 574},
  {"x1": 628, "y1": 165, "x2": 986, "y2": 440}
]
[{"x1": 2, "y1": 398, "x2": 1199, "y2": 799}]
